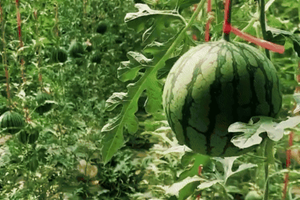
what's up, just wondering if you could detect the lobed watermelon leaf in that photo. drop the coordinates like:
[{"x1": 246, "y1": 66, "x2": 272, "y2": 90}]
[
  {"x1": 166, "y1": 176, "x2": 203, "y2": 199},
  {"x1": 101, "y1": 1, "x2": 204, "y2": 164},
  {"x1": 229, "y1": 116, "x2": 300, "y2": 149},
  {"x1": 125, "y1": 4, "x2": 185, "y2": 44},
  {"x1": 167, "y1": 157, "x2": 257, "y2": 199},
  {"x1": 293, "y1": 93, "x2": 300, "y2": 114},
  {"x1": 266, "y1": 26, "x2": 300, "y2": 56},
  {"x1": 118, "y1": 52, "x2": 152, "y2": 82},
  {"x1": 212, "y1": 157, "x2": 257, "y2": 184}
]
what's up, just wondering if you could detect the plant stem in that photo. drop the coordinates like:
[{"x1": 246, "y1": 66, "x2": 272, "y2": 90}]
[
  {"x1": 55, "y1": 2, "x2": 59, "y2": 37},
  {"x1": 214, "y1": 0, "x2": 219, "y2": 25},
  {"x1": 153, "y1": 0, "x2": 206, "y2": 73},
  {"x1": 263, "y1": 138, "x2": 274, "y2": 200},
  {"x1": 15, "y1": 0, "x2": 26, "y2": 83},
  {"x1": 1, "y1": 14, "x2": 11, "y2": 108},
  {"x1": 259, "y1": 0, "x2": 270, "y2": 59},
  {"x1": 223, "y1": 0, "x2": 232, "y2": 42}
]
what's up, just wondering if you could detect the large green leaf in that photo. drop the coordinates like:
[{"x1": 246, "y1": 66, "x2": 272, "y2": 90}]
[
  {"x1": 125, "y1": 4, "x2": 185, "y2": 43},
  {"x1": 118, "y1": 52, "x2": 153, "y2": 82},
  {"x1": 101, "y1": 0, "x2": 205, "y2": 164},
  {"x1": 229, "y1": 116, "x2": 300, "y2": 149}
]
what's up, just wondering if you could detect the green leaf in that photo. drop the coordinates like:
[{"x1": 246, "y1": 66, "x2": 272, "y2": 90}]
[
  {"x1": 179, "y1": 152, "x2": 210, "y2": 181},
  {"x1": 213, "y1": 157, "x2": 257, "y2": 184},
  {"x1": 292, "y1": 34, "x2": 300, "y2": 56},
  {"x1": 118, "y1": 52, "x2": 152, "y2": 82},
  {"x1": 101, "y1": 121, "x2": 125, "y2": 164},
  {"x1": 176, "y1": 0, "x2": 200, "y2": 11},
  {"x1": 105, "y1": 92, "x2": 127, "y2": 111},
  {"x1": 197, "y1": 180, "x2": 222, "y2": 190},
  {"x1": 166, "y1": 176, "x2": 202, "y2": 198},
  {"x1": 145, "y1": 77, "x2": 163, "y2": 113},
  {"x1": 229, "y1": 116, "x2": 300, "y2": 149},
  {"x1": 228, "y1": 117, "x2": 270, "y2": 148},
  {"x1": 275, "y1": 116, "x2": 300, "y2": 133},
  {"x1": 125, "y1": 4, "x2": 184, "y2": 43},
  {"x1": 293, "y1": 93, "x2": 300, "y2": 113},
  {"x1": 101, "y1": 0, "x2": 204, "y2": 164},
  {"x1": 101, "y1": 70, "x2": 154, "y2": 164},
  {"x1": 157, "y1": 56, "x2": 179, "y2": 79},
  {"x1": 266, "y1": 27, "x2": 300, "y2": 56}
]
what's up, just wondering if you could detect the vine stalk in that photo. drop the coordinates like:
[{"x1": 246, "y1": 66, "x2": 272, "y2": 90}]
[
  {"x1": 1, "y1": 4, "x2": 11, "y2": 108},
  {"x1": 152, "y1": 0, "x2": 207, "y2": 74},
  {"x1": 259, "y1": 0, "x2": 270, "y2": 59},
  {"x1": 223, "y1": 0, "x2": 232, "y2": 42},
  {"x1": 263, "y1": 138, "x2": 275, "y2": 200},
  {"x1": 15, "y1": 0, "x2": 26, "y2": 83},
  {"x1": 258, "y1": 0, "x2": 273, "y2": 199}
]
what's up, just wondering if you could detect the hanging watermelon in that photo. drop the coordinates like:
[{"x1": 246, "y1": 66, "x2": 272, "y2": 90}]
[
  {"x1": 68, "y1": 41, "x2": 85, "y2": 58},
  {"x1": 35, "y1": 92, "x2": 53, "y2": 115},
  {"x1": 18, "y1": 129, "x2": 39, "y2": 144},
  {"x1": 0, "y1": 111, "x2": 25, "y2": 134},
  {"x1": 162, "y1": 40, "x2": 282, "y2": 157},
  {"x1": 96, "y1": 22, "x2": 107, "y2": 34},
  {"x1": 90, "y1": 50, "x2": 102, "y2": 64},
  {"x1": 54, "y1": 48, "x2": 68, "y2": 63}
]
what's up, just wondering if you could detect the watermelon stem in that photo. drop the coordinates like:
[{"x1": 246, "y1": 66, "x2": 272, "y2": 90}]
[
  {"x1": 223, "y1": 0, "x2": 232, "y2": 41},
  {"x1": 258, "y1": 0, "x2": 270, "y2": 59},
  {"x1": 205, "y1": 0, "x2": 212, "y2": 42},
  {"x1": 263, "y1": 138, "x2": 275, "y2": 200},
  {"x1": 15, "y1": 0, "x2": 26, "y2": 83},
  {"x1": 153, "y1": 0, "x2": 206, "y2": 73},
  {"x1": 1, "y1": 5, "x2": 12, "y2": 108}
]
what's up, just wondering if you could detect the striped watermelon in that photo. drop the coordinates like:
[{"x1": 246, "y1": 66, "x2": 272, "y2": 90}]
[
  {"x1": 0, "y1": 111, "x2": 25, "y2": 134},
  {"x1": 35, "y1": 92, "x2": 53, "y2": 115},
  {"x1": 69, "y1": 41, "x2": 85, "y2": 58},
  {"x1": 162, "y1": 40, "x2": 282, "y2": 157}
]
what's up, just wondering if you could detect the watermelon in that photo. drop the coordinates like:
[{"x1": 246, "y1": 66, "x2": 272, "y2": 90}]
[
  {"x1": 54, "y1": 48, "x2": 68, "y2": 63},
  {"x1": 96, "y1": 22, "x2": 107, "y2": 34},
  {"x1": 36, "y1": 92, "x2": 53, "y2": 115},
  {"x1": 18, "y1": 130, "x2": 39, "y2": 144},
  {"x1": 0, "y1": 111, "x2": 25, "y2": 134},
  {"x1": 90, "y1": 50, "x2": 102, "y2": 64},
  {"x1": 69, "y1": 41, "x2": 85, "y2": 58},
  {"x1": 162, "y1": 40, "x2": 282, "y2": 157}
]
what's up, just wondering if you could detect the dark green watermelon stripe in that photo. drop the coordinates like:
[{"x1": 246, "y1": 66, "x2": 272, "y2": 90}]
[
  {"x1": 166, "y1": 44, "x2": 217, "y2": 123},
  {"x1": 244, "y1": 48, "x2": 273, "y2": 117},
  {"x1": 205, "y1": 47, "x2": 225, "y2": 155},
  {"x1": 180, "y1": 62, "x2": 205, "y2": 148},
  {"x1": 179, "y1": 44, "x2": 217, "y2": 150},
  {"x1": 219, "y1": 45, "x2": 242, "y2": 156}
]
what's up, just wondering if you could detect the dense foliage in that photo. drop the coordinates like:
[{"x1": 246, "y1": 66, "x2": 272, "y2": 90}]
[{"x1": 0, "y1": 0, "x2": 299, "y2": 199}]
